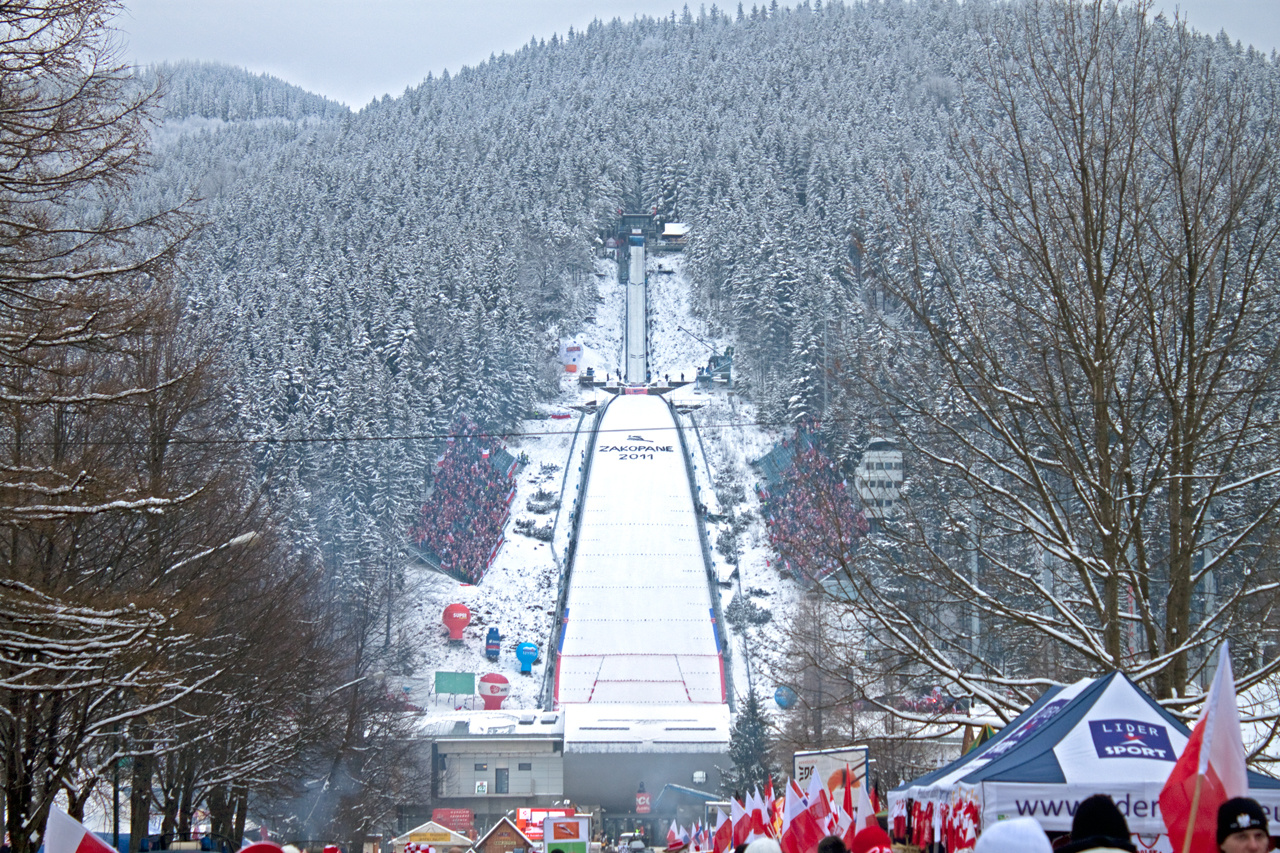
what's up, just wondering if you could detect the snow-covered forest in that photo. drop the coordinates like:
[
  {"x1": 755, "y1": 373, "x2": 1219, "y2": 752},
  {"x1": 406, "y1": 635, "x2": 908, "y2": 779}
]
[
  {"x1": 139, "y1": 0, "x2": 1280, "y2": 700},
  {"x1": 5, "y1": 0, "x2": 1280, "y2": 849}
]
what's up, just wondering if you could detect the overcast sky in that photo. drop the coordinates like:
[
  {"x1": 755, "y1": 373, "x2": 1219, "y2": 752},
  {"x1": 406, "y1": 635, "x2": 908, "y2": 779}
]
[{"x1": 116, "y1": 0, "x2": 1280, "y2": 109}]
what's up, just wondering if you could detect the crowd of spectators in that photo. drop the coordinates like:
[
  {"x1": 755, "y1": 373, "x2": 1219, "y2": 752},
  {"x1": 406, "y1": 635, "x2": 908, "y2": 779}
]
[
  {"x1": 410, "y1": 415, "x2": 516, "y2": 583},
  {"x1": 758, "y1": 426, "x2": 867, "y2": 584}
]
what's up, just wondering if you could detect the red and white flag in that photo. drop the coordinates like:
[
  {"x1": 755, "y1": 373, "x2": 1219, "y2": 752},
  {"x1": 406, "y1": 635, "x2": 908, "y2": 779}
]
[
  {"x1": 805, "y1": 773, "x2": 834, "y2": 835},
  {"x1": 778, "y1": 781, "x2": 803, "y2": 849},
  {"x1": 854, "y1": 779, "x2": 877, "y2": 832},
  {"x1": 838, "y1": 776, "x2": 857, "y2": 849},
  {"x1": 780, "y1": 781, "x2": 825, "y2": 853},
  {"x1": 747, "y1": 788, "x2": 771, "y2": 840},
  {"x1": 44, "y1": 806, "x2": 116, "y2": 853},
  {"x1": 712, "y1": 810, "x2": 732, "y2": 853},
  {"x1": 731, "y1": 797, "x2": 751, "y2": 848},
  {"x1": 1159, "y1": 642, "x2": 1250, "y2": 853}
]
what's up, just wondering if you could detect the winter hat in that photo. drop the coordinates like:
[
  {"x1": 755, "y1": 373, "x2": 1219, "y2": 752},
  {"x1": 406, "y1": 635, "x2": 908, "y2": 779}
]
[
  {"x1": 743, "y1": 839, "x2": 781, "y2": 853},
  {"x1": 1218, "y1": 797, "x2": 1269, "y2": 845},
  {"x1": 973, "y1": 817, "x2": 1053, "y2": 853},
  {"x1": 847, "y1": 826, "x2": 893, "y2": 853},
  {"x1": 1058, "y1": 794, "x2": 1136, "y2": 853}
]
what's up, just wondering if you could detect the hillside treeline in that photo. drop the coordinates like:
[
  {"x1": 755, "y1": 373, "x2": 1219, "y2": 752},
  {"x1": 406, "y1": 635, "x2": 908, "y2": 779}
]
[
  {"x1": 133, "y1": 0, "x2": 1004, "y2": 641},
  {"x1": 123, "y1": 0, "x2": 1280, "y2": 808}
]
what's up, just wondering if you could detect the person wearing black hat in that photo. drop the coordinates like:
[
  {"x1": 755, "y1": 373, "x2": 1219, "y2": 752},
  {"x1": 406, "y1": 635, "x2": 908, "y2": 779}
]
[
  {"x1": 1057, "y1": 794, "x2": 1136, "y2": 853},
  {"x1": 1218, "y1": 797, "x2": 1271, "y2": 853}
]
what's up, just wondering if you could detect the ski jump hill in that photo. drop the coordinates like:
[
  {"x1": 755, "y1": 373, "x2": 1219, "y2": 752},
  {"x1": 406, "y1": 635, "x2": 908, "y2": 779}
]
[
  {"x1": 555, "y1": 393, "x2": 728, "y2": 710},
  {"x1": 546, "y1": 232, "x2": 733, "y2": 813}
]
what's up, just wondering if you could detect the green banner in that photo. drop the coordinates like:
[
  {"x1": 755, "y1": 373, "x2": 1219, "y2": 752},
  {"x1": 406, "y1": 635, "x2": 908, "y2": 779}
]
[{"x1": 434, "y1": 671, "x2": 476, "y2": 694}]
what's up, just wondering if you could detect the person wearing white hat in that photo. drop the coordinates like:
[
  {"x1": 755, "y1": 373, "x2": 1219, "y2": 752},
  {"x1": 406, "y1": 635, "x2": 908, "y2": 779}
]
[{"x1": 973, "y1": 817, "x2": 1053, "y2": 853}]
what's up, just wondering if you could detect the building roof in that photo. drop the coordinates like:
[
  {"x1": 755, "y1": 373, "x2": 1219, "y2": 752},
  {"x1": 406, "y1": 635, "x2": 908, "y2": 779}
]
[
  {"x1": 563, "y1": 703, "x2": 730, "y2": 754},
  {"x1": 392, "y1": 822, "x2": 473, "y2": 847},
  {"x1": 473, "y1": 816, "x2": 536, "y2": 850},
  {"x1": 418, "y1": 710, "x2": 565, "y2": 739}
]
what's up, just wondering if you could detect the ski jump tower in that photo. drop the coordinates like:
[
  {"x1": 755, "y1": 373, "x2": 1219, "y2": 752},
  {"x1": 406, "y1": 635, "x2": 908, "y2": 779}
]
[
  {"x1": 542, "y1": 228, "x2": 731, "y2": 818},
  {"x1": 624, "y1": 235, "x2": 647, "y2": 384}
]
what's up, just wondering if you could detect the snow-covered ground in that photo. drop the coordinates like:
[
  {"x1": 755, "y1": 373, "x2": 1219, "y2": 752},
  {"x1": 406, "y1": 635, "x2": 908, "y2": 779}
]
[{"x1": 395, "y1": 253, "x2": 802, "y2": 719}]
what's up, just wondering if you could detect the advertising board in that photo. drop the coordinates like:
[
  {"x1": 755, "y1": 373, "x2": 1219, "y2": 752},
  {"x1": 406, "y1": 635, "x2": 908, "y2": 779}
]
[
  {"x1": 792, "y1": 745, "x2": 870, "y2": 791},
  {"x1": 516, "y1": 808, "x2": 575, "y2": 841},
  {"x1": 541, "y1": 816, "x2": 590, "y2": 853}
]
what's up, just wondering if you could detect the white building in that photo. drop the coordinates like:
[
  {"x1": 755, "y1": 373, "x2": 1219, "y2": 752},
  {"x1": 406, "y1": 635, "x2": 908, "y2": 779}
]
[{"x1": 854, "y1": 437, "x2": 903, "y2": 521}]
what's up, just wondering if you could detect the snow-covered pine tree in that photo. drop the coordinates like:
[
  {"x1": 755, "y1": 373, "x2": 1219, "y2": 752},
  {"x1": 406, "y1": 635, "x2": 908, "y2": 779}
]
[{"x1": 721, "y1": 691, "x2": 778, "y2": 797}]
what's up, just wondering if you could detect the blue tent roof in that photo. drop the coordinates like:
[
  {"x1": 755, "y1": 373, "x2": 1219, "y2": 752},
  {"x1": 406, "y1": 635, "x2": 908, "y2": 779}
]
[
  {"x1": 957, "y1": 671, "x2": 1280, "y2": 789},
  {"x1": 892, "y1": 684, "x2": 1065, "y2": 793}
]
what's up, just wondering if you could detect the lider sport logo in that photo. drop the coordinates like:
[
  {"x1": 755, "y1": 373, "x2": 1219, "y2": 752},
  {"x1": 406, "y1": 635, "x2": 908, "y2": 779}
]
[{"x1": 1089, "y1": 719, "x2": 1175, "y2": 761}]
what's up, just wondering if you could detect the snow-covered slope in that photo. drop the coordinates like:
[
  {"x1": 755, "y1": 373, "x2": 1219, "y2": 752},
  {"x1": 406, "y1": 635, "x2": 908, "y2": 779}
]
[
  {"x1": 557, "y1": 393, "x2": 723, "y2": 706},
  {"x1": 396, "y1": 254, "x2": 801, "y2": 718}
]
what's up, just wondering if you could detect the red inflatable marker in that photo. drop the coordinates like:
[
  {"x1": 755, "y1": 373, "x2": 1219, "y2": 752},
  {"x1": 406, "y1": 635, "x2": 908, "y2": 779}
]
[{"x1": 442, "y1": 603, "x2": 471, "y2": 641}]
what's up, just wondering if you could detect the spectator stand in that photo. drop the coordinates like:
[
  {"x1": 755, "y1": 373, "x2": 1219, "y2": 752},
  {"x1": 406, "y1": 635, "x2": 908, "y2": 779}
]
[
  {"x1": 409, "y1": 414, "x2": 518, "y2": 584},
  {"x1": 751, "y1": 420, "x2": 867, "y2": 585}
]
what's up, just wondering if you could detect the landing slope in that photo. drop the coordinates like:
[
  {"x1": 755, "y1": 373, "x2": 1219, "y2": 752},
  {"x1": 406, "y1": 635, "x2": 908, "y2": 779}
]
[{"x1": 555, "y1": 393, "x2": 725, "y2": 706}]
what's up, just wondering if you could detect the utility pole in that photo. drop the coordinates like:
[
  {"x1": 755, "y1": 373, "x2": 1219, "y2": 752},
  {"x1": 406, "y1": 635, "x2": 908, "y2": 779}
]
[{"x1": 112, "y1": 724, "x2": 121, "y2": 851}]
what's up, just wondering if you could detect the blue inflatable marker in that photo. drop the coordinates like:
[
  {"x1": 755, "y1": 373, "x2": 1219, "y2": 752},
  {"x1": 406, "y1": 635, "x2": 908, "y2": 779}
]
[
  {"x1": 516, "y1": 642, "x2": 539, "y2": 674},
  {"x1": 485, "y1": 627, "x2": 501, "y2": 661},
  {"x1": 774, "y1": 685, "x2": 798, "y2": 709}
]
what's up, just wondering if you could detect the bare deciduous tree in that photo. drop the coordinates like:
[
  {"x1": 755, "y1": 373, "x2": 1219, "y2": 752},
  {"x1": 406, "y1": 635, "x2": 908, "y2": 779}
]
[{"x1": 826, "y1": 0, "x2": 1280, "y2": 740}]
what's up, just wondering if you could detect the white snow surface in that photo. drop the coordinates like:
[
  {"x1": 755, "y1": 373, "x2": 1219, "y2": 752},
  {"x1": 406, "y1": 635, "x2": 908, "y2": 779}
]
[
  {"x1": 556, "y1": 393, "x2": 724, "y2": 705},
  {"x1": 397, "y1": 253, "x2": 802, "y2": 721},
  {"x1": 562, "y1": 703, "x2": 731, "y2": 753}
]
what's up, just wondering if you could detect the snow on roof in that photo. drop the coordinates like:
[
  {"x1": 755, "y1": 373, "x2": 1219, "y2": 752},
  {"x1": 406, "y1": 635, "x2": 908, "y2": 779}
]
[
  {"x1": 417, "y1": 709, "x2": 564, "y2": 738},
  {"x1": 392, "y1": 822, "x2": 473, "y2": 846},
  {"x1": 557, "y1": 394, "x2": 725, "y2": 707},
  {"x1": 473, "y1": 816, "x2": 536, "y2": 850},
  {"x1": 563, "y1": 703, "x2": 730, "y2": 753},
  {"x1": 662, "y1": 223, "x2": 691, "y2": 238}
]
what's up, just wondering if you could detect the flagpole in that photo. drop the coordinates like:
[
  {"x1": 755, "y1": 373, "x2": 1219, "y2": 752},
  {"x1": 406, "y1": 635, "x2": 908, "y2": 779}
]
[{"x1": 1180, "y1": 773, "x2": 1203, "y2": 853}]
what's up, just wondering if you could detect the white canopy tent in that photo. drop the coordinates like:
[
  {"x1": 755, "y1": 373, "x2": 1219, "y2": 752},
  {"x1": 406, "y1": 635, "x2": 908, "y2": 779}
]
[{"x1": 890, "y1": 672, "x2": 1280, "y2": 849}]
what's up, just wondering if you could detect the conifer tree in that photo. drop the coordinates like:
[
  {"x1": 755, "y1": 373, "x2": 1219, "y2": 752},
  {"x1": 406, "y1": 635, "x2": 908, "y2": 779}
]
[{"x1": 722, "y1": 691, "x2": 777, "y2": 797}]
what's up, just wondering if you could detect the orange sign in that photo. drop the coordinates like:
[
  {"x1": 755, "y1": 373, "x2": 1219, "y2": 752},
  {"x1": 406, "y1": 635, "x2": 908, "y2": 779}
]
[{"x1": 552, "y1": 822, "x2": 581, "y2": 841}]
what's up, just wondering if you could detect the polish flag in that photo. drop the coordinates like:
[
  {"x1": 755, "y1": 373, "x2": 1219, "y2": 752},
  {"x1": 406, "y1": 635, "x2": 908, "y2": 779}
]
[
  {"x1": 764, "y1": 777, "x2": 776, "y2": 833},
  {"x1": 778, "y1": 773, "x2": 829, "y2": 850},
  {"x1": 1159, "y1": 642, "x2": 1250, "y2": 853},
  {"x1": 747, "y1": 788, "x2": 771, "y2": 840},
  {"x1": 44, "y1": 807, "x2": 117, "y2": 853},
  {"x1": 780, "y1": 780, "x2": 824, "y2": 853},
  {"x1": 712, "y1": 810, "x2": 732, "y2": 853},
  {"x1": 838, "y1": 776, "x2": 857, "y2": 849},
  {"x1": 668, "y1": 820, "x2": 681, "y2": 848},
  {"x1": 732, "y1": 797, "x2": 751, "y2": 848},
  {"x1": 805, "y1": 773, "x2": 834, "y2": 835},
  {"x1": 855, "y1": 779, "x2": 877, "y2": 831},
  {"x1": 778, "y1": 782, "x2": 800, "y2": 844}
]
